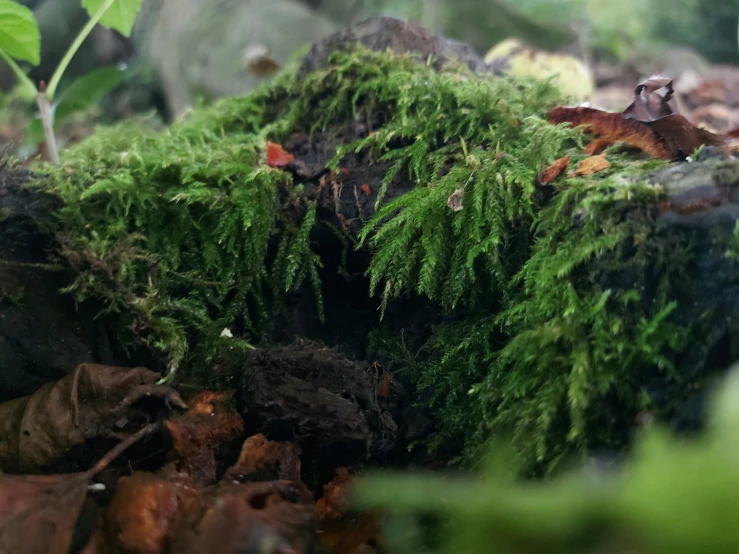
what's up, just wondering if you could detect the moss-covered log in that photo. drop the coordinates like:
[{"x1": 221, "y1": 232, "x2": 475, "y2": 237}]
[{"x1": 1, "y1": 16, "x2": 738, "y2": 476}]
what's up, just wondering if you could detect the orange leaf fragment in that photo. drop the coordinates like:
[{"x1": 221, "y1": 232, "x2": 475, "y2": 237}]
[
  {"x1": 316, "y1": 468, "x2": 353, "y2": 520},
  {"x1": 360, "y1": 183, "x2": 371, "y2": 196},
  {"x1": 539, "y1": 155, "x2": 570, "y2": 185},
  {"x1": 569, "y1": 153, "x2": 610, "y2": 177},
  {"x1": 376, "y1": 369, "x2": 393, "y2": 399},
  {"x1": 266, "y1": 141, "x2": 294, "y2": 167}
]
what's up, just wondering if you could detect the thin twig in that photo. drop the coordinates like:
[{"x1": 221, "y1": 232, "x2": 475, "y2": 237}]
[{"x1": 84, "y1": 422, "x2": 162, "y2": 480}]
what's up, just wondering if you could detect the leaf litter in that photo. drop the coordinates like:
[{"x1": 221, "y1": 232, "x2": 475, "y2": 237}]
[{"x1": 549, "y1": 74, "x2": 732, "y2": 160}]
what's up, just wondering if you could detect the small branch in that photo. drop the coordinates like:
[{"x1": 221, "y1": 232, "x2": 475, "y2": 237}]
[
  {"x1": 84, "y1": 421, "x2": 162, "y2": 480},
  {"x1": 36, "y1": 81, "x2": 60, "y2": 164}
]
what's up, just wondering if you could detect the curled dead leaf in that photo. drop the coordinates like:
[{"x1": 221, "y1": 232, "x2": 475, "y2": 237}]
[
  {"x1": 0, "y1": 364, "x2": 185, "y2": 473},
  {"x1": 548, "y1": 73, "x2": 730, "y2": 161},
  {"x1": 539, "y1": 155, "x2": 570, "y2": 185},
  {"x1": 549, "y1": 106, "x2": 673, "y2": 159},
  {"x1": 0, "y1": 423, "x2": 160, "y2": 554},
  {"x1": 0, "y1": 473, "x2": 89, "y2": 554}
]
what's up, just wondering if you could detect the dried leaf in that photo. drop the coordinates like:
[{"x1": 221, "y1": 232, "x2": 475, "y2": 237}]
[
  {"x1": 548, "y1": 106, "x2": 673, "y2": 159},
  {"x1": 0, "y1": 364, "x2": 185, "y2": 472},
  {"x1": 266, "y1": 141, "x2": 295, "y2": 167},
  {"x1": 648, "y1": 114, "x2": 729, "y2": 159},
  {"x1": 165, "y1": 391, "x2": 244, "y2": 486},
  {"x1": 0, "y1": 473, "x2": 89, "y2": 554},
  {"x1": 0, "y1": 423, "x2": 160, "y2": 554},
  {"x1": 447, "y1": 187, "x2": 464, "y2": 212},
  {"x1": 623, "y1": 74, "x2": 675, "y2": 122},
  {"x1": 539, "y1": 155, "x2": 570, "y2": 185},
  {"x1": 568, "y1": 153, "x2": 610, "y2": 177}
]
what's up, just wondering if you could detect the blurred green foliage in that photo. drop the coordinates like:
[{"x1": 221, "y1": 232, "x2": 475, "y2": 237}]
[
  {"x1": 356, "y1": 364, "x2": 739, "y2": 554},
  {"x1": 355, "y1": 0, "x2": 738, "y2": 62}
]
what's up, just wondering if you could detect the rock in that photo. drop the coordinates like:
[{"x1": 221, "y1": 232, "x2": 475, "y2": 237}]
[
  {"x1": 134, "y1": 0, "x2": 338, "y2": 117},
  {"x1": 297, "y1": 16, "x2": 489, "y2": 77}
]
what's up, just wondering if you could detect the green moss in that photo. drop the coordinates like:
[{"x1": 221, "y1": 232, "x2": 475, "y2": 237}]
[
  {"x1": 25, "y1": 44, "x2": 710, "y2": 473},
  {"x1": 29, "y1": 47, "x2": 573, "y2": 380}
]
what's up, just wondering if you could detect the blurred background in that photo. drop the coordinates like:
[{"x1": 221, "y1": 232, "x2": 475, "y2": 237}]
[{"x1": 0, "y1": 0, "x2": 737, "y2": 160}]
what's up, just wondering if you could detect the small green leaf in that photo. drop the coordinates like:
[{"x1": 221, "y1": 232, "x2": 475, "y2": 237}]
[
  {"x1": 81, "y1": 0, "x2": 143, "y2": 37},
  {"x1": 54, "y1": 65, "x2": 124, "y2": 124},
  {"x1": 0, "y1": 0, "x2": 41, "y2": 65}
]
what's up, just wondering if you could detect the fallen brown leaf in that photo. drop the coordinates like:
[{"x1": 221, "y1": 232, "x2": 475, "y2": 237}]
[
  {"x1": 266, "y1": 141, "x2": 295, "y2": 167},
  {"x1": 0, "y1": 364, "x2": 185, "y2": 472},
  {"x1": 648, "y1": 114, "x2": 729, "y2": 159},
  {"x1": 0, "y1": 423, "x2": 160, "y2": 554},
  {"x1": 549, "y1": 74, "x2": 730, "y2": 161},
  {"x1": 539, "y1": 155, "x2": 570, "y2": 185},
  {"x1": 548, "y1": 106, "x2": 673, "y2": 159},
  {"x1": 0, "y1": 473, "x2": 89, "y2": 554},
  {"x1": 568, "y1": 153, "x2": 611, "y2": 177}
]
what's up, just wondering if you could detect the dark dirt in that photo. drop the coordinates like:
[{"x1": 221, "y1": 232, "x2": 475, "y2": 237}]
[
  {"x1": 239, "y1": 340, "x2": 399, "y2": 488},
  {"x1": 0, "y1": 165, "x2": 125, "y2": 400}
]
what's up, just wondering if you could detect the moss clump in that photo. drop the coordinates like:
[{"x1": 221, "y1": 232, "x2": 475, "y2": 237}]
[
  {"x1": 38, "y1": 97, "x2": 321, "y2": 376},
  {"x1": 27, "y1": 43, "x2": 724, "y2": 474},
  {"x1": 32, "y1": 47, "x2": 572, "y2": 378}
]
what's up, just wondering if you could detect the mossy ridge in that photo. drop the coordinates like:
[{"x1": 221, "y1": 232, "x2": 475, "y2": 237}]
[
  {"x1": 28, "y1": 44, "x2": 698, "y2": 471},
  {"x1": 33, "y1": 47, "x2": 569, "y2": 379}
]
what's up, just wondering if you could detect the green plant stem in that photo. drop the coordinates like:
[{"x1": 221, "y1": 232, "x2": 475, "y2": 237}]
[
  {"x1": 0, "y1": 51, "x2": 37, "y2": 100},
  {"x1": 36, "y1": 84, "x2": 59, "y2": 164},
  {"x1": 46, "y1": 0, "x2": 117, "y2": 100}
]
